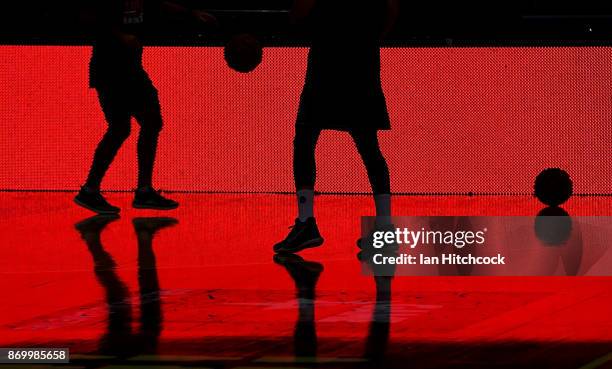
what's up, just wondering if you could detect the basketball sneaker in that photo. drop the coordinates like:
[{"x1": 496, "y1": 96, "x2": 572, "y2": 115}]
[
  {"x1": 274, "y1": 217, "x2": 324, "y2": 254},
  {"x1": 74, "y1": 187, "x2": 120, "y2": 214},
  {"x1": 133, "y1": 187, "x2": 179, "y2": 210}
]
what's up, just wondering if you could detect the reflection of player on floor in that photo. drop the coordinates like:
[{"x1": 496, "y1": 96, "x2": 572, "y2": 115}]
[
  {"x1": 274, "y1": 0, "x2": 400, "y2": 253},
  {"x1": 75, "y1": 215, "x2": 177, "y2": 357},
  {"x1": 275, "y1": 252, "x2": 393, "y2": 363},
  {"x1": 75, "y1": 0, "x2": 216, "y2": 214},
  {"x1": 274, "y1": 254, "x2": 323, "y2": 358}
]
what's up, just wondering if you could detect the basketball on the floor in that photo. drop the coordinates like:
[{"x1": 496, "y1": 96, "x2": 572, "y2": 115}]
[
  {"x1": 534, "y1": 168, "x2": 573, "y2": 206},
  {"x1": 224, "y1": 33, "x2": 263, "y2": 73}
]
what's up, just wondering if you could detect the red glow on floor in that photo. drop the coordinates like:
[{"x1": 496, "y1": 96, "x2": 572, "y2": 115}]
[{"x1": 1, "y1": 193, "x2": 611, "y2": 354}]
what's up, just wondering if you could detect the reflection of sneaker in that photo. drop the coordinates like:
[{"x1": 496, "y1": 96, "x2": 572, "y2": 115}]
[
  {"x1": 74, "y1": 188, "x2": 120, "y2": 214},
  {"x1": 273, "y1": 253, "x2": 320, "y2": 357},
  {"x1": 75, "y1": 214, "x2": 120, "y2": 236},
  {"x1": 273, "y1": 253, "x2": 323, "y2": 292},
  {"x1": 273, "y1": 218, "x2": 324, "y2": 254},
  {"x1": 132, "y1": 217, "x2": 178, "y2": 235},
  {"x1": 133, "y1": 187, "x2": 179, "y2": 210},
  {"x1": 357, "y1": 224, "x2": 397, "y2": 250},
  {"x1": 75, "y1": 214, "x2": 120, "y2": 268}
]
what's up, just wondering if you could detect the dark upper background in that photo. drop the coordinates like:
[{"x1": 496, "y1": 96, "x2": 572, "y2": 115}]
[{"x1": 1, "y1": 0, "x2": 612, "y2": 45}]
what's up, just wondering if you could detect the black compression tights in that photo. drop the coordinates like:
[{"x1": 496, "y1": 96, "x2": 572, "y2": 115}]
[{"x1": 293, "y1": 125, "x2": 390, "y2": 194}]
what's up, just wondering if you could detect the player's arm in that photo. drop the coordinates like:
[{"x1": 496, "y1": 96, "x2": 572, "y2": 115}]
[
  {"x1": 290, "y1": 0, "x2": 316, "y2": 24},
  {"x1": 382, "y1": 0, "x2": 400, "y2": 38}
]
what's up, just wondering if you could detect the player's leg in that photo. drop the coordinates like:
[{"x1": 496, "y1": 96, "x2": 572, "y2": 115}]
[
  {"x1": 132, "y1": 81, "x2": 178, "y2": 210},
  {"x1": 274, "y1": 125, "x2": 324, "y2": 253},
  {"x1": 294, "y1": 124, "x2": 320, "y2": 221},
  {"x1": 350, "y1": 129, "x2": 391, "y2": 227},
  {"x1": 75, "y1": 88, "x2": 132, "y2": 214}
]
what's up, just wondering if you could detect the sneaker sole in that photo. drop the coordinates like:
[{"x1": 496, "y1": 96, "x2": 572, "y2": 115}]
[
  {"x1": 74, "y1": 198, "x2": 120, "y2": 215},
  {"x1": 133, "y1": 203, "x2": 179, "y2": 210},
  {"x1": 275, "y1": 237, "x2": 324, "y2": 254}
]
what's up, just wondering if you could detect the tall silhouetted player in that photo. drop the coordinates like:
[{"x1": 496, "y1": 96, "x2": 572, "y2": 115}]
[
  {"x1": 75, "y1": 0, "x2": 216, "y2": 214},
  {"x1": 274, "y1": 0, "x2": 399, "y2": 253}
]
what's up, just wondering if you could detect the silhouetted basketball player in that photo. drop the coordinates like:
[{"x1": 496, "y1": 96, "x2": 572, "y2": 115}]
[
  {"x1": 274, "y1": 0, "x2": 400, "y2": 253},
  {"x1": 75, "y1": 0, "x2": 216, "y2": 214}
]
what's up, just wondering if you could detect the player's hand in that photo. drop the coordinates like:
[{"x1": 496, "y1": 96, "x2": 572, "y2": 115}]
[
  {"x1": 111, "y1": 28, "x2": 140, "y2": 49},
  {"x1": 191, "y1": 10, "x2": 219, "y2": 28},
  {"x1": 120, "y1": 33, "x2": 140, "y2": 47},
  {"x1": 118, "y1": 32, "x2": 143, "y2": 54},
  {"x1": 110, "y1": 30, "x2": 142, "y2": 55}
]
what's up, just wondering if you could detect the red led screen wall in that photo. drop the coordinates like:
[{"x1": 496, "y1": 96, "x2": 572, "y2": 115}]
[{"x1": 0, "y1": 46, "x2": 611, "y2": 193}]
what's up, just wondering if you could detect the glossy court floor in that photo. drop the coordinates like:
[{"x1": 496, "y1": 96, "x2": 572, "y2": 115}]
[{"x1": 0, "y1": 192, "x2": 611, "y2": 369}]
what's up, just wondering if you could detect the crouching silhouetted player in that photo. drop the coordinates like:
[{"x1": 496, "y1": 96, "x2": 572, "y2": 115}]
[
  {"x1": 274, "y1": 0, "x2": 399, "y2": 253},
  {"x1": 75, "y1": 0, "x2": 216, "y2": 214}
]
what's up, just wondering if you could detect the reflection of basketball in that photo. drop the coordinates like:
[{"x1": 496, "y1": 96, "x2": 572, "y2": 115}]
[
  {"x1": 224, "y1": 33, "x2": 263, "y2": 73},
  {"x1": 534, "y1": 207, "x2": 572, "y2": 245},
  {"x1": 534, "y1": 168, "x2": 573, "y2": 206}
]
